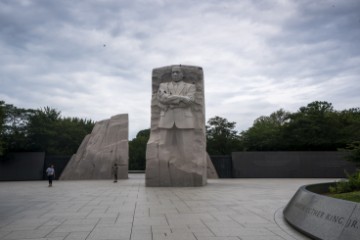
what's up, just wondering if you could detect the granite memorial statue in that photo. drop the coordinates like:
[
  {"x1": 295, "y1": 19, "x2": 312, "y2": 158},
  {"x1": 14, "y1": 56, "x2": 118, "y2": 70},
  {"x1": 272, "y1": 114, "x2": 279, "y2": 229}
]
[
  {"x1": 60, "y1": 114, "x2": 128, "y2": 180},
  {"x1": 146, "y1": 65, "x2": 207, "y2": 186}
]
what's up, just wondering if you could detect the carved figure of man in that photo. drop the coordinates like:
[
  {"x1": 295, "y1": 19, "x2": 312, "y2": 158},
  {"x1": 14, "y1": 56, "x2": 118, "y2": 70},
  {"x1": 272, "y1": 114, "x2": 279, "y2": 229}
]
[
  {"x1": 154, "y1": 66, "x2": 203, "y2": 186},
  {"x1": 157, "y1": 66, "x2": 196, "y2": 129}
]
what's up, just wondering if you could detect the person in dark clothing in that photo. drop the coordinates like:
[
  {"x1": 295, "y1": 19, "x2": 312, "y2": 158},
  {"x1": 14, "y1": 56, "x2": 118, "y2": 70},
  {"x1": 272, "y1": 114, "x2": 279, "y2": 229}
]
[
  {"x1": 112, "y1": 163, "x2": 118, "y2": 183},
  {"x1": 46, "y1": 164, "x2": 55, "y2": 187}
]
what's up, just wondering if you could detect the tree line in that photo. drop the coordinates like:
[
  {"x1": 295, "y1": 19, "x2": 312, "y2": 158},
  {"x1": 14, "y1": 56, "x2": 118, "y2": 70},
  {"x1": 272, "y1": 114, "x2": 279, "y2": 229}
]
[
  {"x1": 128, "y1": 101, "x2": 360, "y2": 169},
  {"x1": 1, "y1": 100, "x2": 359, "y2": 169},
  {"x1": 0, "y1": 101, "x2": 94, "y2": 156},
  {"x1": 239, "y1": 101, "x2": 360, "y2": 152}
]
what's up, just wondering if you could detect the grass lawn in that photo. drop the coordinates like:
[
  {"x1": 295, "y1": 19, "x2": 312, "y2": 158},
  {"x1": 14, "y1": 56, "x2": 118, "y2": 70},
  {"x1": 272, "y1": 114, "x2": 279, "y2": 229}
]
[{"x1": 328, "y1": 191, "x2": 360, "y2": 203}]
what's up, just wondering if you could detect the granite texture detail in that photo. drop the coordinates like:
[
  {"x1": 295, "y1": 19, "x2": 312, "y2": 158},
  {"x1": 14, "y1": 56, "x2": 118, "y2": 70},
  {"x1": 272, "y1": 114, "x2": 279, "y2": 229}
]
[
  {"x1": 60, "y1": 114, "x2": 128, "y2": 180},
  {"x1": 284, "y1": 182, "x2": 360, "y2": 240},
  {"x1": 146, "y1": 65, "x2": 207, "y2": 186},
  {"x1": 207, "y1": 154, "x2": 218, "y2": 179}
]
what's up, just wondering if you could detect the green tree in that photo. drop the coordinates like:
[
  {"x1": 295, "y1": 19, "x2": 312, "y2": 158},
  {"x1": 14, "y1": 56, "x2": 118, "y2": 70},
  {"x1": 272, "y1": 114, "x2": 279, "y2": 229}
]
[
  {"x1": 239, "y1": 101, "x2": 360, "y2": 151},
  {"x1": 240, "y1": 109, "x2": 290, "y2": 150},
  {"x1": 0, "y1": 101, "x2": 5, "y2": 155},
  {"x1": 337, "y1": 108, "x2": 360, "y2": 144},
  {"x1": 129, "y1": 129, "x2": 150, "y2": 170},
  {"x1": 343, "y1": 141, "x2": 360, "y2": 167},
  {"x1": 27, "y1": 107, "x2": 61, "y2": 153},
  {"x1": 50, "y1": 117, "x2": 95, "y2": 155},
  {"x1": 1, "y1": 103, "x2": 34, "y2": 153},
  {"x1": 206, "y1": 116, "x2": 241, "y2": 155},
  {"x1": 0, "y1": 102, "x2": 95, "y2": 156},
  {"x1": 283, "y1": 101, "x2": 342, "y2": 150},
  {"x1": 27, "y1": 107, "x2": 94, "y2": 155}
]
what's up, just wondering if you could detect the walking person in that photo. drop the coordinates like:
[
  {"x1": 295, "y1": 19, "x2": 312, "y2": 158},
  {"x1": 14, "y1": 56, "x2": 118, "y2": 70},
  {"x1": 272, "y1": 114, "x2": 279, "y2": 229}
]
[
  {"x1": 46, "y1": 164, "x2": 55, "y2": 187},
  {"x1": 112, "y1": 163, "x2": 118, "y2": 183}
]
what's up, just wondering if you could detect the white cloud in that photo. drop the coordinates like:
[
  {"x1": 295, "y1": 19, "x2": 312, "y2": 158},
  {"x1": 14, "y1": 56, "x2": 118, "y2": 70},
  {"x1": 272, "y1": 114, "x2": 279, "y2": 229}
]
[{"x1": 0, "y1": 0, "x2": 359, "y2": 138}]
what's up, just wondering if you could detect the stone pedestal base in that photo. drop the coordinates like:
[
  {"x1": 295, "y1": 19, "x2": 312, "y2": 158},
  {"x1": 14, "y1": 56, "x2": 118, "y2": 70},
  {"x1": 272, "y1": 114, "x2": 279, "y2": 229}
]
[{"x1": 146, "y1": 133, "x2": 207, "y2": 187}]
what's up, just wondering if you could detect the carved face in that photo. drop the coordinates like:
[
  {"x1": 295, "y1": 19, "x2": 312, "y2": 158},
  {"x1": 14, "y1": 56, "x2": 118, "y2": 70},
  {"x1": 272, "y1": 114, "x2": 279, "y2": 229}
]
[{"x1": 171, "y1": 68, "x2": 183, "y2": 82}]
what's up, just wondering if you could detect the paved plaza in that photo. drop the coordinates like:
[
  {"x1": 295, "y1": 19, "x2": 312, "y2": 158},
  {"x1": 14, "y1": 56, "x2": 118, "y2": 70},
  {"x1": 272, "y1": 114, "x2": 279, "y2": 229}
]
[{"x1": 0, "y1": 175, "x2": 336, "y2": 240}]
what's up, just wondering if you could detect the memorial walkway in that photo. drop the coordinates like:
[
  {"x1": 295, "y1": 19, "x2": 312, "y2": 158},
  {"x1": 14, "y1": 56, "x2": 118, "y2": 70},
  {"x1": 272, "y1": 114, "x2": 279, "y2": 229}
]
[{"x1": 0, "y1": 175, "x2": 336, "y2": 240}]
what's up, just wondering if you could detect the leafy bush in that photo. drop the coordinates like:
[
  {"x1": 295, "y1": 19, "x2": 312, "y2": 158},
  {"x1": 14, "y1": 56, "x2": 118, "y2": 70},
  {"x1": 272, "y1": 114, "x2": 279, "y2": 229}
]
[
  {"x1": 329, "y1": 171, "x2": 360, "y2": 194},
  {"x1": 345, "y1": 141, "x2": 360, "y2": 166}
]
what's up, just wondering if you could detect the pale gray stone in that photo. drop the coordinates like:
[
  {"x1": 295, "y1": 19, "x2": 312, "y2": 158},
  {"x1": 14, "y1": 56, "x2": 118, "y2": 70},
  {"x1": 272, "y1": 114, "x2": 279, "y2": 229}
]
[
  {"x1": 207, "y1": 153, "x2": 218, "y2": 179},
  {"x1": 60, "y1": 114, "x2": 128, "y2": 180},
  {"x1": 3, "y1": 228, "x2": 54, "y2": 239},
  {"x1": 284, "y1": 183, "x2": 360, "y2": 240},
  {"x1": 87, "y1": 226, "x2": 131, "y2": 240},
  {"x1": 64, "y1": 231, "x2": 90, "y2": 240},
  {"x1": 146, "y1": 65, "x2": 207, "y2": 187},
  {"x1": 1, "y1": 177, "x2": 329, "y2": 240}
]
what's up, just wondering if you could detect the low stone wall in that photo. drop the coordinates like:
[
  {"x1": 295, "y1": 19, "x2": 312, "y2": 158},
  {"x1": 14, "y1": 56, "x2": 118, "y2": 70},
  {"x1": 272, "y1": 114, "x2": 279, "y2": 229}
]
[
  {"x1": 283, "y1": 182, "x2": 360, "y2": 240},
  {"x1": 0, "y1": 152, "x2": 45, "y2": 180},
  {"x1": 0, "y1": 153, "x2": 71, "y2": 181},
  {"x1": 210, "y1": 155, "x2": 232, "y2": 178},
  {"x1": 232, "y1": 151, "x2": 356, "y2": 178}
]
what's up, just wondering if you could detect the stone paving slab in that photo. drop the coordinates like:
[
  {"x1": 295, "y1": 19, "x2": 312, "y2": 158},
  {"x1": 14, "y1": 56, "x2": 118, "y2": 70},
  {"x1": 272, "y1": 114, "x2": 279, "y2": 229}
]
[{"x1": 0, "y1": 175, "x2": 336, "y2": 240}]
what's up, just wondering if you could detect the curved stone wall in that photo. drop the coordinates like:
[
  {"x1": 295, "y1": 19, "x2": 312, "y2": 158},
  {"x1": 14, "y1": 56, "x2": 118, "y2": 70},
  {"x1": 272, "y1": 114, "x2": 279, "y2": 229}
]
[{"x1": 283, "y1": 182, "x2": 360, "y2": 240}]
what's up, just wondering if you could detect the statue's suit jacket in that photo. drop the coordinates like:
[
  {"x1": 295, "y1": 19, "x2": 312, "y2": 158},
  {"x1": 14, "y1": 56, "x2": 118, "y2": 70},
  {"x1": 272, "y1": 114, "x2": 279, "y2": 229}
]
[{"x1": 157, "y1": 81, "x2": 196, "y2": 129}]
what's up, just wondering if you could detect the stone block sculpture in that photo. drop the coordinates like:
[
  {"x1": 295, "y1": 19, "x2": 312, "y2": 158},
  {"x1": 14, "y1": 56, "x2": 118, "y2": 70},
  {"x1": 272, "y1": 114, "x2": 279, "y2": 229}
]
[
  {"x1": 207, "y1": 154, "x2": 219, "y2": 179},
  {"x1": 146, "y1": 65, "x2": 207, "y2": 186},
  {"x1": 60, "y1": 114, "x2": 128, "y2": 180}
]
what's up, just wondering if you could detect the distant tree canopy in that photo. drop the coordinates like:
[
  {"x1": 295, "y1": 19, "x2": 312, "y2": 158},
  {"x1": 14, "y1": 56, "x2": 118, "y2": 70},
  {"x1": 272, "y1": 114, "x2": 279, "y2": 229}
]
[
  {"x1": 206, "y1": 116, "x2": 241, "y2": 155},
  {"x1": 1, "y1": 102, "x2": 34, "y2": 154},
  {"x1": 206, "y1": 101, "x2": 360, "y2": 154},
  {"x1": 240, "y1": 109, "x2": 290, "y2": 151},
  {"x1": 1, "y1": 100, "x2": 359, "y2": 161},
  {"x1": 27, "y1": 107, "x2": 94, "y2": 155},
  {"x1": 342, "y1": 141, "x2": 360, "y2": 167},
  {"x1": 0, "y1": 101, "x2": 6, "y2": 155},
  {"x1": 129, "y1": 129, "x2": 150, "y2": 170},
  {"x1": 240, "y1": 101, "x2": 360, "y2": 151},
  {"x1": 0, "y1": 101, "x2": 94, "y2": 156}
]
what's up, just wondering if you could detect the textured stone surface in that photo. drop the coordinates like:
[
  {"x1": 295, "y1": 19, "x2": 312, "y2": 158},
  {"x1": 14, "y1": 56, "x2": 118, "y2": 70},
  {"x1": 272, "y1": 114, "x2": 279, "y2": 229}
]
[
  {"x1": 146, "y1": 65, "x2": 207, "y2": 186},
  {"x1": 1, "y1": 176, "x2": 331, "y2": 240},
  {"x1": 207, "y1": 154, "x2": 219, "y2": 179},
  {"x1": 60, "y1": 114, "x2": 128, "y2": 180},
  {"x1": 284, "y1": 183, "x2": 360, "y2": 240}
]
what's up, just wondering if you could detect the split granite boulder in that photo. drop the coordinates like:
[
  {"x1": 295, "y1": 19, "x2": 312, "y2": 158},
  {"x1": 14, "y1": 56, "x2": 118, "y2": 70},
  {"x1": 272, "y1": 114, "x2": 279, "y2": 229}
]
[{"x1": 60, "y1": 114, "x2": 128, "y2": 180}]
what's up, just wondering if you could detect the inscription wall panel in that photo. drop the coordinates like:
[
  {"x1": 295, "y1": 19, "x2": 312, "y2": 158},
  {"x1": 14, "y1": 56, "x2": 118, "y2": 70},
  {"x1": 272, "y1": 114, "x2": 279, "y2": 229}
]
[{"x1": 284, "y1": 183, "x2": 360, "y2": 240}]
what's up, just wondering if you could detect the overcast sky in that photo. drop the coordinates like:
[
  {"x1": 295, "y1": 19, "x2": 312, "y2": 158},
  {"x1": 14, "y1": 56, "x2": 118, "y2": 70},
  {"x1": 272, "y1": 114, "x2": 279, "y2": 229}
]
[{"x1": 1, "y1": 0, "x2": 359, "y2": 139}]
